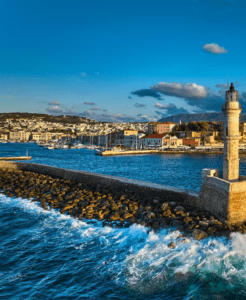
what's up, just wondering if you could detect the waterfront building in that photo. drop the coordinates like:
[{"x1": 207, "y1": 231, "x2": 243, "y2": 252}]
[
  {"x1": 143, "y1": 134, "x2": 166, "y2": 148},
  {"x1": 162, "y1": 135, "x2": 183, "y2": 147},
  {"x1": 9, "y1": 131, "x2": 31, "y2": 142},
  {"x1": 0, "y1": 133, "x2": 8, "y2": 140},
  {"x1": 113, "y1": 129, "x2": 138, "y2": 147},
  {"x1": 40, "y1": 132, "x2": 54, "y2": 143},
  {"x1": 182, "y1": 138, "x2": 200, "y2": 147},
  {"x1": 148, "y1": 122, "x2": 176, "y2": 135},
  {"x1": 31, "y1": 133, "x2": 41, "y2": 142}
]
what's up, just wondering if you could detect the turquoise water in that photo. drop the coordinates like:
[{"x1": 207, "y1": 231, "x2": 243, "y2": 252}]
[{"x1": 1, "y1": 143, "x2": 246, "y2": 299}]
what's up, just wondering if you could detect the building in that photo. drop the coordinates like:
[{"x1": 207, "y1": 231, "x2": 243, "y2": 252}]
[
  {"x1": 182, "y1": 138, "x2": 200, "y2": 147},
  {"x1": 239, "y1": 122, "x2": 246, "y2": 136},
  {"x1": 162, "y1": 135, "x2": 183, "y2": 147},
  {"x1": 143, "y1": 134, "x2": 166, "y2": 148},
  {"x1": 31, "y1": 133, "x2": 41, "y2": 141},
  {"x1": 113, "y1": 129, "x2": 138, "y2": 147},
  {"x1": 148, "y1": 122, "x2": 176, "y2": 135},
  {"x1": 0, "y1": 133, "x2": 8, "y2": 140},
  {"x1": 40, "y1": 132, "x2": 54, "y2": 142},
  {"x1": 124, "y1": 133, "x2": 145, "y2": 149},
  {"x1": 198, "y1": 83, "x2": 246, "y2": 224},
  {"x1": 9, "y1": 131, "x2": 31, "y2": 142}
]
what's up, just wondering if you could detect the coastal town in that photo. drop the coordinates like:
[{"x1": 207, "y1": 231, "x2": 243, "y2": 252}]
[{"x1": 1, "y1": 112, "x2": 246, "y2": 151}]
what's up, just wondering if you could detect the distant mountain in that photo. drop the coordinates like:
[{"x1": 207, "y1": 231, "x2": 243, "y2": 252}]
[{"x1": 158, "y1": 113, "x2": 246, "y2": 123}]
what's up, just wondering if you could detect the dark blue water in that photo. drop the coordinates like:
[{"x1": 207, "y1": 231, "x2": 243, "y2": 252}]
[
  {"x1": 0, "y1": 143, "x2": 230, "y2": 192},
  {"x1": 1, "y1": 143, "x2": 246, "y2": 299}
]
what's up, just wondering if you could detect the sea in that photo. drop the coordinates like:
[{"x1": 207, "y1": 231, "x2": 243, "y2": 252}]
[{"x1": 1, "y1": 143, "x2": 246, "y2": 299}]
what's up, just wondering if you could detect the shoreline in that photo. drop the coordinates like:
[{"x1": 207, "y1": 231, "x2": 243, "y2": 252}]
[{"x1": 0, "y1": 165, "x2": 245, "y2": 241}]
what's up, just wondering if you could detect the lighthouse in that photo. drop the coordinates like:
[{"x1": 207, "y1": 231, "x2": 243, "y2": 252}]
[
  {"x1": 198, "y1": 82, "x2": 246, "y2": 224},
  {"x1": 222, "y1": 83, "x2": 241, "y2": 182}
]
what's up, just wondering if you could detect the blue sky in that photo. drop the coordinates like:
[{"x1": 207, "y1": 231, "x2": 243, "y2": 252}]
[{"x1": 1, "y1": 0, "x2": 246, "y2": 122}]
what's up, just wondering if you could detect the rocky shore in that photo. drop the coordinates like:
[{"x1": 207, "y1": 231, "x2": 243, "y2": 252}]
[{"x1": 0, "y1": 168, "x2": 245, "y2": 242}]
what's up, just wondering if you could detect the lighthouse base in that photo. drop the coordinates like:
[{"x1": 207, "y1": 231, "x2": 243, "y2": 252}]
[{"x1": 198, "y1": 169, "x2": 246, "y2": 224}]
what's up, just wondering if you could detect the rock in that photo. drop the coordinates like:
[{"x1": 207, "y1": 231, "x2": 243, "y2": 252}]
[
  {"x1": 147, "y1": 212, "x2": 155, "y2": 219},
  {"x1": 110, "y1": 213, "x2": 120, "y2": 221},
  {"x1": 175, "y1": 210, "x2": 184, "y2": 215},
  {"x1": 183, "y1": 217, "x2": 193, "y2": 224},
  {"x1": 153, "y1": 199, "x2": 159, "y2": 204},
  {"x1": 207, "y1": 227, "x2": 217, "y2": 235},
  {"x1": 123, "y1": 212, "x2": 134, "y2": 219},
  {"x1": 189, "y1": 224, "x2": 195, "y2": 230},
  {"x1": 162, "y1": 209, "x2": 172, "y2": 217},
  {"x1": 175, "y1": 206, "x2": 185, "y2": 212},
  {"x1": 168, "y1": 242, "x2": 176, "y2": 249},
  {"x1": 193, "y1": 229, "x2": 208, "y2": 240},
  {"x1": 170, "y1": 219, "x2": 183, "y2": 227},
  {"x1": 161, "y1": 203, "x2": 169, "y2": 211},
  {"x1": 168, "y1": 202, "x2": 176, "y2": 208},
  {"x1": 199, "y1": 221, "x2": 209, "y2": 227}
]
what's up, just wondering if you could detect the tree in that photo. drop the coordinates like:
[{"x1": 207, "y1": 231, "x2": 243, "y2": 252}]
[{"x1": 187, "y1": 122, "x2": 199, "y2": 131}]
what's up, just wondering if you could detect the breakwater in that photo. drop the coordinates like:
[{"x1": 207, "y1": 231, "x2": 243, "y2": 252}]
[
  {"x1": 98, "y1": 149, "x2": 246, "y2": 156},
  {"x1": 98, "y1": 149, "x2": 224, "y2": 156},
  {"x1": 0, "y1": 156, "x2": 32, "y2": 160},
  {"x1": 1, "y1": 161, "x2": 244, "y2": 239}
]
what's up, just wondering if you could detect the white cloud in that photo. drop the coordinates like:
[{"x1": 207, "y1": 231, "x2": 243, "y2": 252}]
[
  {"x1": 154, "y1": 102, "x2": 165, "y2": 109},
  {"x1": 80, "y1": 72, "x2": 87, "y2": 77},
  {"x1": 45, "y1": 106, "x2": 63, "y2": 114},
  {"x1": 152, "y1": 82, "x2": 208, "y2": 99},
  {"x1": 203, "y1": 43, "x2": 227, "y2": 54},
  {"x1": 137, "y1": 114, "x2": 157, "y2": 122}
]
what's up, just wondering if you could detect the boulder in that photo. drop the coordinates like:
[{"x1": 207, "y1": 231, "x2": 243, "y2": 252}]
[
  {"x1": 193, "y1": 229, "x2": 208, "y2": 240},
  {"x1": 162, "y1": 210, "x2": 172, "y2": 217},
  {"x1": 123, "y1": 212, "x2": 134, "y2": 219},
  {"x1": 110, "y1": 213, "x2": 121, "y2": 221},
  {"x1": 168, "y1": 202, "x2": 176, "y2": 208},
  {"x1": 183, "y1": 217, "x2": 193, "y2": 224},
  {"x1": 147, "y1": 212, "x2": 155, "y2": 219},
  {"x1": 199, "y1": 221, "x2": 209, "y2": 227},
  {"x1": 207, "y1": 227, "x2": 217, "y2": 235},
  {"x1": 175, "y1": 206, "x2": 185, "y2": 212},
  {"x1": 161, "y1": 203, "x2": 169, "y2": 212},
  {"x1": 168, "y1": 242, "x2": 176, "y2": 249}
]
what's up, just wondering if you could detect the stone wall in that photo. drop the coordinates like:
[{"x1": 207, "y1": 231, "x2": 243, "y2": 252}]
[
  {"x1": 0, "y1": 161, "x2": 199, "y2": 208},
  {"x1": 199, "y1": 171, "x2": 246, "y2": 223}
]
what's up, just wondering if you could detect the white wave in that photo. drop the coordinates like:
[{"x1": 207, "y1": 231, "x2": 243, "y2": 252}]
[{"x1": 2, "y1": 192, "x2": 246, "y2": 296}]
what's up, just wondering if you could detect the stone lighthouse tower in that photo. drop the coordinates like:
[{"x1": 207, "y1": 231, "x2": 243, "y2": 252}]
[
  {"x1": 222, "y1": 83, "x2": 241, "y2": 182},
  {"x1": 198, "y1": 82, "x2": 246, "y2": 224}
]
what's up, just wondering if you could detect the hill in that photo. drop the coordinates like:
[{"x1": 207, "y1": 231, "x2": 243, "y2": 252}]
[
  {"x1": 158, "y1": 113, "x2": 246, "y2": 123},
  {"x1": 0, "y1": 112, "x2": 97, "y2": 125}
]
